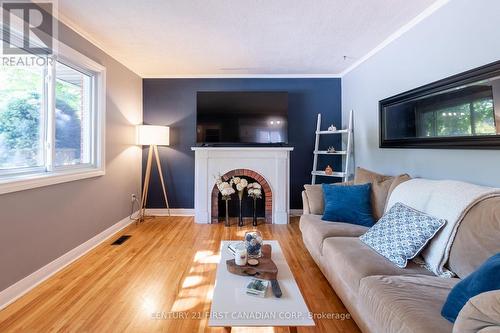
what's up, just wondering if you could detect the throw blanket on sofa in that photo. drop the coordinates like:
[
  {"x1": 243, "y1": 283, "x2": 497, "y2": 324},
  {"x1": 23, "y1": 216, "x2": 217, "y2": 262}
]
[{"x1": 386, "y1": 179, "x2": 500, "y2": 277}]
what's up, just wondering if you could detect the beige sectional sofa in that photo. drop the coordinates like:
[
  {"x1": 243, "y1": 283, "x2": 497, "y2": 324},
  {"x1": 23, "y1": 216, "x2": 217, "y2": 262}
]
[{"x1": 299, "y1": 176, "x2": 500, "y2": 333}]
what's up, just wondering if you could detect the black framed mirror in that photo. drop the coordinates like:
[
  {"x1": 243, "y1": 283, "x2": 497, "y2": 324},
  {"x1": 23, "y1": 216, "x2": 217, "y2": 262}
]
[{"x1": 379, "y1": 60, "x2": 500, "y2": 149}]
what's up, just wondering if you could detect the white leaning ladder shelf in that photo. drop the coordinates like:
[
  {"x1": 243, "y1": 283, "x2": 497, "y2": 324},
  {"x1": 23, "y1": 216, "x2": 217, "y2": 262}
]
[{"x1": 311, "y1": 110, "x2": 353, "y2": 184}]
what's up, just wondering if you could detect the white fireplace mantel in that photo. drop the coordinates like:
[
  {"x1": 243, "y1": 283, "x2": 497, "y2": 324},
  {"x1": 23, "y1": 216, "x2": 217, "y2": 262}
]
[{"x1": 192, "y1": 146, "x2": 293, "y2": 224}]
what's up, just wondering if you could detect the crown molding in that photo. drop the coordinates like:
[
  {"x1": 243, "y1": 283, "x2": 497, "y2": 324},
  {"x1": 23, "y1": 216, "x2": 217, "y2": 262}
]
[
  {"x1": 339, "y1": 0, "x2": 451, "y2": 77},
  {"x1": 142, "y1": 73, "x2": 342, "y2": 79}
]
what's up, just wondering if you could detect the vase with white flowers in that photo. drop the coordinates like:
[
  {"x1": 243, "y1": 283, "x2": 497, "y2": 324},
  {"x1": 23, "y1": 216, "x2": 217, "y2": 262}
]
[
  {"x1": 232, "y1": 177, "x2": 248, "y2": 227},
  {"x1": 216, "y1": 176, "x2": 235, "y2": 227},
  {"x1": 247, "y1": 182, "x2": 262, "y2": 226}
]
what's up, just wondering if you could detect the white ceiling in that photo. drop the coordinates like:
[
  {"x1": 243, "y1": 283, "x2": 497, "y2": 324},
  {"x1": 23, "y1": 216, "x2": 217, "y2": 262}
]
[{"x1": 58, "y1": 0, "x2": 441, "y2": 77}]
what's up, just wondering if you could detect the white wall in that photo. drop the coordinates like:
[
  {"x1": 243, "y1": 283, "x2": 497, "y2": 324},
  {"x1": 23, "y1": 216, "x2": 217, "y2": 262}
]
[{"x1": 342, "y1": 0, "x2": 500, "y2": 187}]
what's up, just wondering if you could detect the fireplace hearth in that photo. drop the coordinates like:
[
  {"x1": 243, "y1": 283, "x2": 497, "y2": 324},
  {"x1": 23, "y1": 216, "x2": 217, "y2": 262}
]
[
  {"x1": 192, "y1": 146, "x2": 293, "y2": 224},
  {"x1": 212, "y1": 169, "x2": 272, "y2": 224}
]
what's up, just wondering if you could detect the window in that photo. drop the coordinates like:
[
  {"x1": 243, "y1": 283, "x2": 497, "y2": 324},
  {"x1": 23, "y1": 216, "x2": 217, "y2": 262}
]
[
  {"x1": 0, "y1": 63, "x2": 45, "y2": 171},
  {"x1": 0, "y1": 43, "x2": 106, "y2": 194},
  {"x1": 54, "y1": 61, "x2": 92, "y2": 166}
]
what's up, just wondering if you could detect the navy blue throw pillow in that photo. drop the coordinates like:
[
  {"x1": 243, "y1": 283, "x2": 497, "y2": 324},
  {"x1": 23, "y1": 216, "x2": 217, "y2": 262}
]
[
  {"x1": 441, "y1": 253, "x2": 500, "y2": 323},
  {"x1": 321, "y1": 183, "x2": 375, "y2": 227}
]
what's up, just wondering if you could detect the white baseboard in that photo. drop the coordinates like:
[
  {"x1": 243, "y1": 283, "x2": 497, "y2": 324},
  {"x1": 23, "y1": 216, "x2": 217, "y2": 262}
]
[
  {"x1": 0, "y1": 213, "x2": 136, "y2": 311},
  {"x1": 289, "y1": 209, "x2": 303, "y2": 216},
  {"x1": 145, "y1": 208, "x2": 195, "y2": 216},
  {"x1": 146, "y1": 208, "x2": 301, "y2": 218}
]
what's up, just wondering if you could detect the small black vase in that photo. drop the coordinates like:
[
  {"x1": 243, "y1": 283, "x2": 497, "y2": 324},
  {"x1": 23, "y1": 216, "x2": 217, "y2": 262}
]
[
  {"x1": 224, "y1": 199, "x2": 230, "y2": 227},
  {"x1": 252, "y1": 197, "x2": 257, "y2": 227},
  {"x1": 238, "y1": 198, "x2": 244, "y2": 227}
]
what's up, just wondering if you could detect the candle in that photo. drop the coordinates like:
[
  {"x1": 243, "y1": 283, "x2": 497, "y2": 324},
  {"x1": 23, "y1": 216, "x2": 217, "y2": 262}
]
[{"x1": 235, "y1": 244, "x2": 247, "y2": 266}]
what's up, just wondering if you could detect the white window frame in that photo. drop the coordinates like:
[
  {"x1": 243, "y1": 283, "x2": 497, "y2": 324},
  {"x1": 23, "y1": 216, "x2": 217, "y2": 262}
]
[{"x1": 0, "y1": 40, "x2": 106, "y2": 195}]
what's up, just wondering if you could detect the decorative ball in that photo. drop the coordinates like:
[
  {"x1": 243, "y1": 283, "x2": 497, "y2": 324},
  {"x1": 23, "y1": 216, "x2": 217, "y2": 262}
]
[{"x1": 244, "y1": 231, "x2": 263, "y2": 258}]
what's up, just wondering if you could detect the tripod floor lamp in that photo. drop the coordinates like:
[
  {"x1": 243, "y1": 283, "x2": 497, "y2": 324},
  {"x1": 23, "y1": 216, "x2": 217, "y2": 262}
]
[{"x1": 137, "y1": 125, "x2": 171, "y2": 221}]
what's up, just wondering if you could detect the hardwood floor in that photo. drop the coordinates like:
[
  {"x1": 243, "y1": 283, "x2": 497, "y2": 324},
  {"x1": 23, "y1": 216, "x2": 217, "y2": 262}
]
[{"x1": 0, "y1": 217, "x2": 360, "y2": 333}]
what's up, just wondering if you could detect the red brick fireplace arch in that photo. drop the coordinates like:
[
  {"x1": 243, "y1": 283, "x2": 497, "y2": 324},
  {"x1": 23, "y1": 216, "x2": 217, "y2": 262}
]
[{"x1": 211, "y1": 169, "x2": 272, "y2": 224}]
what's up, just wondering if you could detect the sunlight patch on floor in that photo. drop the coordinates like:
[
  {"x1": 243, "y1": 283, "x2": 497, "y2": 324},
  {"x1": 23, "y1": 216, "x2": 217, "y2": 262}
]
[
  {"x1": 194, "y1": 250, "x2": 220, "y2": 264},
  {"x1": 194, "y1": 250, "x2": 213, "y2": 261},
  {"x1": 170, "y1": 248, "x2": 219, "y2": 313},
  {"x1": 170, "y1": 296, "x2": 201, "y2": 312},
  {"x1": 182, "y1": 275, "x2": 203, "y2": 288},
  {"x1": 140, "y1": 295, "x2": 158, "y2": 314},
  {"x1": 205, "y1": 284, "x2": 214, "y2": 301}
]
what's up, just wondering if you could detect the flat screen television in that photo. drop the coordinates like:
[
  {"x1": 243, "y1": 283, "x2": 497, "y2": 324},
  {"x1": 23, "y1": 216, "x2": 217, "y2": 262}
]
[{"x1": 196, "y1": 91, "x2": 288, "y2": 145}]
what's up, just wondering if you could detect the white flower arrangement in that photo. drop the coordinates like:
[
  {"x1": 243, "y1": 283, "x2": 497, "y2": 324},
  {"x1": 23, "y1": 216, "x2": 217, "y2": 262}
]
[
  {"x1": 215, "y1": 176, "x2": 235, "y2": 199},
  {"x1": 232, "y1": 176, "x2": 248, "y2": 199},
  {"x1": 247, "y1": 182, "x2": 262, "y2": 199},
  {"x1": 215, "y1": 175, "x2": 260, "y2": 201}
]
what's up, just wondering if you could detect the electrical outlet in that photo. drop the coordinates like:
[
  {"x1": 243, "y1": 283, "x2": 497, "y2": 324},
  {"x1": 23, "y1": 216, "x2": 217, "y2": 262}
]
[{"x1": 131, "y1": 194, "x2": 137, "y2": 202}]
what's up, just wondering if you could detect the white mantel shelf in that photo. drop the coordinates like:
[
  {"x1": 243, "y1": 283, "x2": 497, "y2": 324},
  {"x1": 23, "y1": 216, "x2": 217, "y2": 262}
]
[{"x1": 192, "y1": 146, "x2": 294, "y2": 225}]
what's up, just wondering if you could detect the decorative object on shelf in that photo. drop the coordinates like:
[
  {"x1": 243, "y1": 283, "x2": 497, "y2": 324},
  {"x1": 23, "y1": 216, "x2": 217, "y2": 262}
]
[
  {"x1": 136, "y1": 125, "x2": 171, "y2": 223},
  {"x1": 328, "y1": 124, "x2": 337, "y2": 132},
  {"x1": 216, "y1": 176, "x2": 235, "y2": 227},
  {"x1": 234, "y1": 243, "x2": 248, "y2": 266},
  {"x1": 245, "y1": 230, "x2": 263, "y2": 258},
  {"x1": 231, "y1": 177, "x2": 248, "y2": 227},
  {"x1": 327, "y1": 146, "x2": 336, "y2": 153},
  {"x1": 247, "y1": 182, "x2": 263, "y2": 226},
  {"x1": 325, "y1": 165, "x2": 334, "y2": 175},
  {"x1": 311, "y1": 111, "x2": 354, "y2": 184}
]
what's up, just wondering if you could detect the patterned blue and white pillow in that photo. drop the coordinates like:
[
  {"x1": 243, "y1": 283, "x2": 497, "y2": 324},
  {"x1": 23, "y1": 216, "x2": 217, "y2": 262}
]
[{"x1": 360, "y1": 202, "x2": 446, "y2": 268}]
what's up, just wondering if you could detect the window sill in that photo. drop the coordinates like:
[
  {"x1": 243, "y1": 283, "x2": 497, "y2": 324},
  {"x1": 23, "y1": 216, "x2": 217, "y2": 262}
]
[{"x1": 0, "y1": 168, "x2": 105, "y2": 195}]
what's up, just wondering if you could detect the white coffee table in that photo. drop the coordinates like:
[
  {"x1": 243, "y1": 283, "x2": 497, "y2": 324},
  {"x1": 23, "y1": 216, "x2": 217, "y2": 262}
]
[{"x1": 209, "y1": 240, "x2": 315, "y2": 331}]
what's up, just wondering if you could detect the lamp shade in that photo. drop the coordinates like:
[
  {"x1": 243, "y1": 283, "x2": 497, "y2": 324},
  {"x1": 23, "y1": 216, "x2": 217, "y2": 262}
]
[{"x1": 136, "y1": 125, "x2": 170, "y2": 146}]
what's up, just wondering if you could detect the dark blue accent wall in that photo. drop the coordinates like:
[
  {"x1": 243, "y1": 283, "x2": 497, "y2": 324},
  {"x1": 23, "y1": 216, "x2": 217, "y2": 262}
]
[{"x1": 142, "y1": 78, "x2": 342, "y2": 209}]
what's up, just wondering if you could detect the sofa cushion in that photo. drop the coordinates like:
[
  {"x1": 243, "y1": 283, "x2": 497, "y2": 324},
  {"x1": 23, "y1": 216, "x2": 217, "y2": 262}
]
[
  {"x1": 358, "y1": 274, "x2": 459, "y2": 333},
  {"x1": 453, "y1": 290, "x2": 500, "y2": 333},
  {"x1": 360, "y1": 202, "x2": 446, "y2": 268},
  {"x1": 448, "y1": 197, "x2": 500, "y2": 279},
  {"x1": 385, "y1": 179, "x2": 500, "y2": 277},
  {"x1": 386, "y1": 173, "x2": 411, "y2": 208},
  {"x1": 320, "y1": 237, "x2": 433, "y2": 294},
  {"x1": 322, "y1": 183, "x2": 375, "y2": 227},
  {"x1": 353, "y1": 168, "x2": 412, "y2": 220},
  {"x1": 299, "y1": 214, "x2": 368, "y2": 260},
  {"x1": 301, "y1": 190, "x2": 311, "y2": 214},
  {"x1": 354, "y1": 166, "x2": 392, "y2": 184},
  {"x1": 354, "y1": 167, "x2": 394, "y2": 220},
  {"x1": 303, "y1": 184, "x2": 324, "y2": 215},
  {"x1": 442, "y1": 253, "x2": 500, "y2": 323},
  {"x1": 303, "y1": 181, "x2": 354, "y2": 215}
]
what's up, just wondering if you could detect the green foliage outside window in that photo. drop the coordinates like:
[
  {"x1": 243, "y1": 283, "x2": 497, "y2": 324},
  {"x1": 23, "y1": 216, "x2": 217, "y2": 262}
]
[{"x1": 0, "y1": 65, "x2": 83, "y2": 169}]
